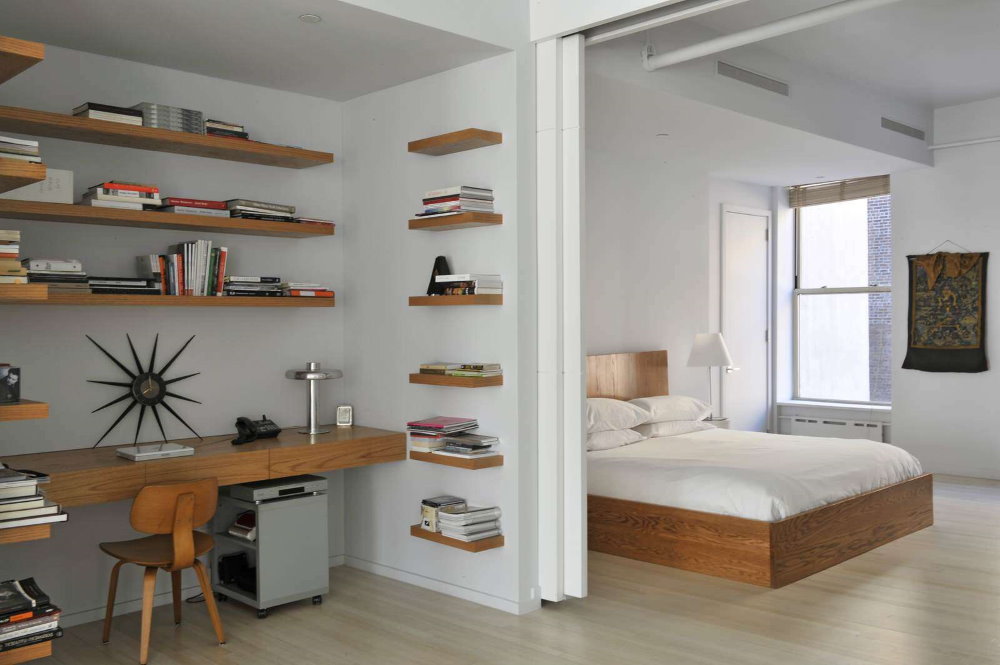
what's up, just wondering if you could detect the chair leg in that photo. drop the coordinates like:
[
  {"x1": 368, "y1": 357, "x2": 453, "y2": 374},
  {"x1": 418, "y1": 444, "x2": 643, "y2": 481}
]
[
  {"x1": 192, "y1": 559, "x2": 225, "y2": 645},
  {"x1": 102, "y1": 560, "x2": 124, "y2": 644},
  {"x1": 139, "y1": 567, "x2": 157, "y2": 665},
  {"x1": 171, "y1": 571, "x2": 182, "y2": 625}
]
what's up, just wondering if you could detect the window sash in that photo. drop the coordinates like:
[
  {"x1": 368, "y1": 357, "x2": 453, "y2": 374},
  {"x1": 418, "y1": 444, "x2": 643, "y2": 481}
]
[
  {"x1": 788, "y1": 175, "x2": 890, "y2": 208},
  {"x1": 793, "y1": 288, "x2": 892, "y2": 405}
]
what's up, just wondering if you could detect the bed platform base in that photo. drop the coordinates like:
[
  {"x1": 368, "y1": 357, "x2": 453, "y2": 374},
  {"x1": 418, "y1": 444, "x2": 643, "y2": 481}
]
[{"x1": 588, "y1": 473, "x2": 934, "y2": 588}]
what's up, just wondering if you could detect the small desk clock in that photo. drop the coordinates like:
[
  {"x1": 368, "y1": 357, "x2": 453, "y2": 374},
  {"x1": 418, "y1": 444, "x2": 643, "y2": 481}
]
[{"x1": 336, "y1": 405, "x2": 353, "y2": 427}]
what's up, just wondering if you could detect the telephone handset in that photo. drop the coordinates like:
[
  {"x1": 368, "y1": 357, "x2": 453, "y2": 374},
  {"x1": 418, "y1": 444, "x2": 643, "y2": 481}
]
[{"x1": 232, "y1": 415, "x2": 282, "y2": 445}]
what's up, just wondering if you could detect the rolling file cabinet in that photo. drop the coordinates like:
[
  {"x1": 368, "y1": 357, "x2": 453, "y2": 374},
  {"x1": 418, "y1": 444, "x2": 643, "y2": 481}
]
[{"x1": 211, "y1": 476, "x2": 329, "y2": 618}]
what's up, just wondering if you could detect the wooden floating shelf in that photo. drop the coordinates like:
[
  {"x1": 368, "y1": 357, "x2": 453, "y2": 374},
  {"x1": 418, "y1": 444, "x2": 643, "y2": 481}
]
[
  {"x1": 409, "y1": 451, "x2": 503, "y2": 470},
  {"x1": 409, "y1": 212, "x2": 502, "y2": 231},
  {"x1": 409, "y1": 373, "x2": 502, "y2": 388},
  {"x1": 408, "y1": 128, "x2": 502, "y2": 156},
  {"x1": 0, "y1": 400, "x2": 49, "y2": 422},
  {"x1": 0, "y1": 283, "x2": 48, "y2": 303},
  {"x1": 0, "y1": 639, "x2": 52, "y2": 665},
  {"x1": 0, "y1": 159, "x2": 45, "y2": 194},
  {"x1": 0, "y1": 199, "x2": 333, "y2": 238},
  {"x1": 0, "y1": 524, "x2": 51, "y2": 545},
  {"x1": 409, "y1": 294, "x2": 502, "y2": 306},
  {"x1": 409, "y1": 524, "x2": 504, "y2": 552},
  {"x1": 0, "y1": 36, "x2": 44, "y2": 86},
  {"x1": 19, "y1": 294, "x2": 334, "y2": 308},
  {"x1": 0, "y1": 105, "x2": 333, "y2": 169}
]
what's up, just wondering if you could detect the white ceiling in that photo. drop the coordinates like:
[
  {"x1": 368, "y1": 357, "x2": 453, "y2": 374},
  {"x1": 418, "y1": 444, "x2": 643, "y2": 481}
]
[
  {"x1": 1, "y1": 0, "x2": 506, "y2": 102},
  {"x1": 687, "y1": 0, "x2": 1000, "y2": 109},
  {"x1": 587, "y1": 72, "x2": 922, "y2": 188}
]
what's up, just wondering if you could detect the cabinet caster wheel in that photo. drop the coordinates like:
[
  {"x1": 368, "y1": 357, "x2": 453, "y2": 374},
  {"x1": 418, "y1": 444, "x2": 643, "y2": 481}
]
[
  {"x1": 215, "y1": 593, "x2": 228, "y2": 602},
  {"x1": 312, "y1": 595, "x2": 323, "y2": 605},
  {"x1": 257, "y1": 608, "x2": 269, "y2": 619}
]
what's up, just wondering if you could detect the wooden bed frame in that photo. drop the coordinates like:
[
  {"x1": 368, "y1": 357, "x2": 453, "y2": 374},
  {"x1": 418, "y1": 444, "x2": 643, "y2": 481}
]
[{"x1": 586, "y1": 350, "x2": 934, "y2": 588}]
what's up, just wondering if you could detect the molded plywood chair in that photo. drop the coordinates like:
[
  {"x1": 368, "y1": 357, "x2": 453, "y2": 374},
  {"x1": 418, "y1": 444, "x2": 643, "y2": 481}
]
[{"x1": 99, "y1": 478, "x2": 225, "y2": 665}]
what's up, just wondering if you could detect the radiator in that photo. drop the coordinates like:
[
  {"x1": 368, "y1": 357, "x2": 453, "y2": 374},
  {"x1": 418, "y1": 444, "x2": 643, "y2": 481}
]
[{"x1": 780, "y1": 416, "x2": 885, "y2": 442}]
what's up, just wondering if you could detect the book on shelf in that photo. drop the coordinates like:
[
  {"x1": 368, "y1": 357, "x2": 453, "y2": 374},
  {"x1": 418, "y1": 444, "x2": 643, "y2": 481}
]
[
  {"x1": 0, "y1": 231, "x2": 21, "y2": 243},
  {"x1": 294, "y1": 217, "x2": 335, "y2": 228},
  {"x1": 0, "y1": 627, "x2": 63, "y2": 653},
  {"x1": 0, "y1": 501, "x2": 60, "y2": 522},
  {"x1": 406, "y1": 416, "x2": 478, "y2": 435},
  {"x1": 225, "y1": 276, "x2": 280, "y2": 284},
  {"x1": 131, "y1": 102, "x2": 205, "y2": 134},
  {"x1": 83, "y1": 199, "x2": 144, "y2": 210},
  {"x1": 435, "y1": 274, "x2": 501, "y2": 283},
  {"x1": 432, "y1": 448, "x2": 500, "y2": 459},
  {"x1": 437, "y1": 520, "x2": 501, "y2": 536},
  {"x1": 0, "y1": 617, "x2": 59, "y2": 640},
  {"x1": 0, "y1": 136, "x2": 39, "y2": 156},
  {"x1": 418, "y1": 362, "x2": 462, "y2": 374},
  {"x1": 22, "y1": 259, "x2": 82, "y2": 273},
  {"x1": 284, "y1": 289, "x2": 334, "y2": 297},
  {"x1": 0, "y1": 153, "x2": 41, "y2": 164},
  {"x1": 159, "y1": 206, "x2": 231, "y2": 217},
  {"x1": 0, "y1": 495, "x2": 48, "y2": 513},
  {"x1": 0, "y1": 578, "x2": 49, "y2": 615},
  {"x1": 0, "y1": 277, "x2": 26, "y2": 284},
  {"x1": 225, "y1": 199, "x2": 295, "y2": 214},
  {"x1": 205, "y1": 119, "x2": 245, "y2": 133},
  {"x1": 158, "y1": 197, "x2": 227, "y2": 210},
  {"x1": 206, "y1": 127, "x2": 249, "y2": 139},
  {"x1": 420, "y1": 495, "x2": 467, "y2": 532},
  {"x1": 438, "y1": 505, "x2": 502, "y2": 524},
  {"x1": 73, "y1": 102, "x2": 143, "y2": 125},
  {"x1": 424, "y1": 186, "x2": 493, "y2": 199},
  {"x1": 438, "y1": 528, "x2": 501, "y2": 542},
  {"x1": 0, "y1": 246, "x2": 17, "y2": 260}
]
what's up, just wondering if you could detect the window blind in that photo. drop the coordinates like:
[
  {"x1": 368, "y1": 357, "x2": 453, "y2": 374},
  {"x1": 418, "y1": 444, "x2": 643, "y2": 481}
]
[{"x1": 788, "y1": 175, "x2": 890, "y2": 208}]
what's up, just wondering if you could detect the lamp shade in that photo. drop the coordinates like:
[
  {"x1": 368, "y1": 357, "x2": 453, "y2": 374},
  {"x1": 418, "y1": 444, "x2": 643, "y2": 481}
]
[{"x1": 686, "y1": 333, "x2": 733, "y2": 368}]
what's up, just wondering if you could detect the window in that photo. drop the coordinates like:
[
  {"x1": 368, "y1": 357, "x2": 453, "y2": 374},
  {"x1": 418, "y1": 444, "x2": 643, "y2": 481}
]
[{"x1": 794, "y1": 192, "x2": 892, "y2": 405}]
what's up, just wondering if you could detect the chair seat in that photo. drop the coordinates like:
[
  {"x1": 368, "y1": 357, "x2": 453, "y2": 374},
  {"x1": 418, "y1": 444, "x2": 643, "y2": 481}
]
[{"x1": 100, "y1": 531, "x2": 214, "y2": 567}]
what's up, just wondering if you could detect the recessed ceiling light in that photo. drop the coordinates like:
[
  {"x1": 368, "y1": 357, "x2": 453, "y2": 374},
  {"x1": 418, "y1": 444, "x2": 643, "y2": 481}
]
[
  {"x1": 656, "y1": 133, "x2": 670, "y2": 137},
  {"x1": 298, "y1": 13, "x2": 322, "y2": 23}
]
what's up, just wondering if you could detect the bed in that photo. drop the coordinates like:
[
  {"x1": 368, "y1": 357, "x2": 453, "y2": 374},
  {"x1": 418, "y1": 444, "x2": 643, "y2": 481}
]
[{"x1": 586, "y1": 350, "x2": 934, "y2": 588}]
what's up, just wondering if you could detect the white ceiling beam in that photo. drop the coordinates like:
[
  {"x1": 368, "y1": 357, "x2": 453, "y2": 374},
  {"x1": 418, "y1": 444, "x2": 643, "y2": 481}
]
[
  {"x1": 584, "y1": 0, "x2": 754, "y2": 46},
  {"x1": 643, "y1": 0, "x2": 909, "y2": 70}
]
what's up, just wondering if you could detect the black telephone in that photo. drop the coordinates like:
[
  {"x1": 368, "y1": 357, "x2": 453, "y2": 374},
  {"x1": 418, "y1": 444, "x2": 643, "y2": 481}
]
[{"x1": 232, "y1": 415, "x2": 282, "y2": 445}]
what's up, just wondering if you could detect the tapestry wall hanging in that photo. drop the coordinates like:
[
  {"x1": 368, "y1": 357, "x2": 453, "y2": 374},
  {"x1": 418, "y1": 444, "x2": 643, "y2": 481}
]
[{"x1": 902, "y1": 251, "x2": 989, "y2": 373}]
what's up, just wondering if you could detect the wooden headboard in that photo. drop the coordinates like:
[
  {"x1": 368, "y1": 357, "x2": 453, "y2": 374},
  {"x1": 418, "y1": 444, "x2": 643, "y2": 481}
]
[{"x1": 586, "y1": 351, "x2": 668, "y2": 401}]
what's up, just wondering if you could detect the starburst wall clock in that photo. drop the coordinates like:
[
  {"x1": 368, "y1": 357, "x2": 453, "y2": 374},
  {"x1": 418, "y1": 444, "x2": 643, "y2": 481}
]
[{"x1": 87, "y1": 334, "x2": 203, "y2": 447}]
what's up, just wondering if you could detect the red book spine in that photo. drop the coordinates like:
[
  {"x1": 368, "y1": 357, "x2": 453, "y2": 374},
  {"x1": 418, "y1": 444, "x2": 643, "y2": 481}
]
[
  {"x1": 97, "y1": 182, "x2": 160, "y2": 193},
  {"x1": 161, "y1": 198, "x2": 227, "y2": 209},
  {"x1": 177, "y1": 253, "x2": 185, "y2": 296},
  {"x1": 158, "y1": 255, "x2": 167, "y2": 295},
  {"x1": 215, "y1": 248, "x2": 227, "y2": 296},
  {"x1": 287, "y1": 290, "x2": 334, "y2": 297}
]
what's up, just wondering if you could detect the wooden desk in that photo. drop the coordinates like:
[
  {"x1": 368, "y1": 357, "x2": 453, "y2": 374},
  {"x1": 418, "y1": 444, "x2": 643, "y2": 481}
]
[{"x1": 2, "y1": 425, "x2": 406, "y2": 508}]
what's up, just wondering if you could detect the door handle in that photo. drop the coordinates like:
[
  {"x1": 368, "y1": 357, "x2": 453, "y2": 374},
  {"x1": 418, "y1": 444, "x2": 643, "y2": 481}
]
[{"x1": 725, "y1": 367, "x2": 741, "y2": 374}]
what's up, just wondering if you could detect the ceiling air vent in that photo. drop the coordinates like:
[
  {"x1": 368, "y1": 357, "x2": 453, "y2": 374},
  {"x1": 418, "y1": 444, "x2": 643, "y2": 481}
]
[
  {"x1": 881, "y1": 117, "x2": 926, "y2": 141},
  {"x1": 717, "y1": 61, "x2": 789, "y2": 96}
]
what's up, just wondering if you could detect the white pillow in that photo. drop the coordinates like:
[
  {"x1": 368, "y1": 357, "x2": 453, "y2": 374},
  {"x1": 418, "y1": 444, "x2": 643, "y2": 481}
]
[
  {"x1": 586, "y1": 428, "x2": 645, "y2": 451},
  {"x1": 629, "y1": 395, "x2": 711, "y2": 424},
  {"x1": 634, "y1": 420, "x2": 717, "y2": 438},
  {"x1": 586, "y1": 398, "x2": 649, "y2": 434}
]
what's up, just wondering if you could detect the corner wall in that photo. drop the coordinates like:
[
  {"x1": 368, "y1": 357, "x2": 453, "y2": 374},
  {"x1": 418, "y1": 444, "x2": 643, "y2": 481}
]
[
  {"x1": 341, "y1": 52, "x2": 536, "y2": 613},
  {"x1": 0, "y1": 45, "x2": 344, "y2": 625}
]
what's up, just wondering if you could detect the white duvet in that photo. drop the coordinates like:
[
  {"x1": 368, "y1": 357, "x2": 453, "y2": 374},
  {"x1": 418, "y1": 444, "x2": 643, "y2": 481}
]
[{"x1": 587, "y1": 428, "x2": 923, "y2": 522}]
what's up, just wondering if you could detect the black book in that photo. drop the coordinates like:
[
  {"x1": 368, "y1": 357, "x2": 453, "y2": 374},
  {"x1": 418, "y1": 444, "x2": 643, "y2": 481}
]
[
  {"x1": 0, "y1": 604, "x2": 59, "y2": 625},
  {"x1": 426, "y1": 256, "x2": 451, "y2": 296},
  {"x1": 224, "y1": 290, "x2": 283, "y2": 297},
  {"x1": 229, "y1": 213, "x2": 293, "y2": 222},
  {"x1": 0, "y1": 627, "x2": 63, "y2": 652},
  {"x1": 0, "y1": 578, "x2": 48, "y2": 615},
  {"x1": 72, "y1": 102, "x2": 142, "y2": 117},
  {"x1": 206, "y1": 128, "x2": 249, "y2": 139},
  {"x1": 89, "y1": 287, "x2": 162, "y2": 295}
]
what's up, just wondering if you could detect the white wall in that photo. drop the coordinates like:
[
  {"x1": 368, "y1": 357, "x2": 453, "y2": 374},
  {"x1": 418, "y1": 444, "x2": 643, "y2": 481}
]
[
  {"x1": 892, "y1": 95, "x2": 1000, "y2": 478},
  {"x1": 344, "y1": 0, "x2": 528, "y2": 49},
  {"x1": 341, "y1": 52, "x2": 536, "y2": 613},
  {"x1": 585, "y1": 73, "x2": 772, "y2": 402},
  {"x1": 531, "y1": 0, "x2": 682, "y2": 41},
  {"x1": 0, "y1": 46, "x2": 345, "y2": 625}
]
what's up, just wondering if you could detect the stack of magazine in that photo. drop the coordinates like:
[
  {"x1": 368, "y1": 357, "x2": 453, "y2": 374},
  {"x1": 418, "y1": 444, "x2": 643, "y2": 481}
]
[
  {"x1": 0, "y1": 578, "x2": 62, "y2": 653},
  {"x1": 437, "y1": 505, "x2": 502, "y2": 542}
]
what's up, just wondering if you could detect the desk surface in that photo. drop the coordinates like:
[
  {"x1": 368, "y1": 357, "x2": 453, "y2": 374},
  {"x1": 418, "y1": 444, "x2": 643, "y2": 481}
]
[{"x1": 2, "y1": 424, "x2": 406, "y2": 507}]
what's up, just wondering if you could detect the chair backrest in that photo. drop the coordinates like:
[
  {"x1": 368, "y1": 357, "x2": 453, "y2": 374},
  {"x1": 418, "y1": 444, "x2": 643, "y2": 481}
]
[{"x1": 130, "y1": 478, "x2": 218, "y2": 570}]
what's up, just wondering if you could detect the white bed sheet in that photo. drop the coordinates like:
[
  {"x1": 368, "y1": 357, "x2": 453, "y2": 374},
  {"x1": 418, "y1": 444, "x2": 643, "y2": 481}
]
[{"x1": 587, "y1": 428, "x2": 923, "y2": 522}]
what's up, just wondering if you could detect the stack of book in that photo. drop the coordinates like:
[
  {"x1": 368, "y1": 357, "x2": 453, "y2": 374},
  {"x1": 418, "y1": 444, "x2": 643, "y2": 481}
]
[
  {"x1": 82, "y1": 181, "x2": 161, "y2": 210},
  {"x1": 420, "y1": 495, "x2": 465, "y2": 532},
  {"x1": 281, "y1": 282, "x2": 334, "y2": 298},
  {"x1": 226, "y1": 199, "x2": 294, "y2": 222},
  {"x1": 0, "y1": 577, "x2": 62, "y2": 654},
  {"x1": 434, "y1": 273, "x2": 502, "y2": 296},
  {"x1": 0, "y1": 232, "x2": 25, "y2": 285},
  {"x1": 0, "y1": 467, "x2": 66, "y2": 532},
  {"x1": 407, "y1": 416, "x2": 479, "y2": 452},
  {"x1": 416, "y1": 186, "x2": 494, "y2": 218},
  {"x1": 293, "y1": 216, "x2": 336, "y2": 230},
  {"x1": 138, "y1": 241, "x2": 228, "y2": 296},
  {"x1": 223, "y1": 276, "x2": 282, "y2": 297},
  {"x1": 418, "y1": 362, "x2": 502, "y2": 379},
  {"x1": 22, "y1": 258, "x2": 87, "y2": 294},
  {"x1": 131, "y1": 102, "x2": 204, "y2": 134},
  {"x1": 0, "y1": 136, "x2": 41, "y2": 164},
  {"x1": 88, "y1": 276, "x2": 160, "y2": 296},
  {"x1": 437, "y1": 504, "x2": 502, "y2": 542},
  {"x1": 72, "y1": 102, "x2": 143, "y2": 126},
  {"x1": 156, "y1": 197, "x2": 229, "y2": 217},
  {"x1": 205, "y1": 119, "x2": 248, "y2": 140}
]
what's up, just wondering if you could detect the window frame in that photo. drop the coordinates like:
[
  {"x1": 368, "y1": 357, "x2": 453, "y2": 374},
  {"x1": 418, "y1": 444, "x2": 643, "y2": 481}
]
[{"x1": 792, "y1": 206, "x2": 892, "y2": 406}]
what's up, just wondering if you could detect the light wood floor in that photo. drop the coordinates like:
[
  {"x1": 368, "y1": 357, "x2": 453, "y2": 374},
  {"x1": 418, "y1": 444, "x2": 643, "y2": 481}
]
[{"x1": 52, "y1": 475, "x2": 1000, "y2": 665}]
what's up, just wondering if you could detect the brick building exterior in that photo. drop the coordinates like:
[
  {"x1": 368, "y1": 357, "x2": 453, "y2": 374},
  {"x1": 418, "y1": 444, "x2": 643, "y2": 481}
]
[{"x1": 867, "y1": 194, "x2": 892, "y2": 403}]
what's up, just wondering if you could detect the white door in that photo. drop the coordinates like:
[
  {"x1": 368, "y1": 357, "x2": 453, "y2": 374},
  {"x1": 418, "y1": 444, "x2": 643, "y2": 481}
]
[{"x1": 721, "y1": 206, "x2": 770, "y2": 432}]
